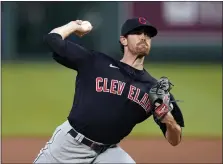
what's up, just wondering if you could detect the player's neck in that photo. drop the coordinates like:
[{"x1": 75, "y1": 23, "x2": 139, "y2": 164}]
[{"x1": 120, "y1": 53, "x2": 145, "y2": 70}]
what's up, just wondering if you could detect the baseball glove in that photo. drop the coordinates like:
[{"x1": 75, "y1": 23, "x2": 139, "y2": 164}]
[{"x1": 149, "y1": 76, "x2": 174, "y2": 122}]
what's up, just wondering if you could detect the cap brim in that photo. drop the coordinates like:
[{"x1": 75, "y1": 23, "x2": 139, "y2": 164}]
[{"x1": 124, "y1": 25, "x2": 158, "y2": 37}]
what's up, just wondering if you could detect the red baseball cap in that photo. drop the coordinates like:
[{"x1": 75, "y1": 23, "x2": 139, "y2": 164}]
[{"x1": 121, "y1": 17, "x2": 158, "y2": 37}]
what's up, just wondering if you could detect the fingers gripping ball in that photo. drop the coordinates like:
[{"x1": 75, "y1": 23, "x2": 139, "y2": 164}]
[
  {"x1": 81, "y1": 21, "x2": 93, "y2": 32},
  {"x1": 74, "y1": 20, "x2": 93, "y2": 37},
  {"x1": 149, "y1": 77, "x2": 174, "y2": 121}
]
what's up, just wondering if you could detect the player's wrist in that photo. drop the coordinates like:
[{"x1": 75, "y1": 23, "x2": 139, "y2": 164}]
[
  {"x1": 49, "y1": 22, "x2": 78, "y2": 40},
  {"x1": 161, "y1": 112, "x2": 174, "y2": 123},
  {"x1": 67, "y1": 21, "x2": 79, "y2": 31},
  {"x1": 164, "y1": 117, "x2": 180, "y2": 131}
]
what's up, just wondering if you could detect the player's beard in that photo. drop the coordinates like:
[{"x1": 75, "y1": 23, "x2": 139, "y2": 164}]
[{"x1": 134, "y1": 41, "x2": 150, "y2": 57}]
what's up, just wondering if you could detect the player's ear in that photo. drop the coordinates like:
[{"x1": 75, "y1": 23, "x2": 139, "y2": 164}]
[{"x1": 120, "y1": 36, "x2": 127, "y2": 46}]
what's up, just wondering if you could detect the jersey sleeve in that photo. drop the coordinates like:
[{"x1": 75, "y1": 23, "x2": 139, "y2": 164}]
[
  {"x1": 169, "y1": 93, "x2": 185, "y2": 127},
  {"x1": 44, "y1": 33, "x2": 94, "y2": 71},
  {"x1": 153, "y1": 93, "x2": 185, "y2": 136}
]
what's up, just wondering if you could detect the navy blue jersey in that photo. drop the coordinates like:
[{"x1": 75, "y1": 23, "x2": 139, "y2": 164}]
[{"x1": 44, "y1": 33, "x2": 184, "y2": 144}]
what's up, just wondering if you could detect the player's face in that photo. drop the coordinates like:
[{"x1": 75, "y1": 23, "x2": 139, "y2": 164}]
[{"x1": 126, "y1": 29, "x2": 151, "y2": 56}]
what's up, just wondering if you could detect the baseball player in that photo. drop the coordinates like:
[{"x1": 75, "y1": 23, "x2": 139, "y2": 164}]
[{"x1": 34, "y1": 17, "x2": 184, "y2": 163}]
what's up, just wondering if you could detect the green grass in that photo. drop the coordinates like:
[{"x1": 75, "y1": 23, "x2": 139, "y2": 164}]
[{"x1": 2, "y1": 62, "x2": 222, "y2": 137}]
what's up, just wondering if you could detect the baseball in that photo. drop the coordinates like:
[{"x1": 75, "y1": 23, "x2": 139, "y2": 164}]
[{"x1": 81, "y1": 21, "x2": 93, "y2": 31}]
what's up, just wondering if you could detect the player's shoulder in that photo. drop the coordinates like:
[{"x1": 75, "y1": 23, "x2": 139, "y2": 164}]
[
  {"x1": 143, "y1": 69, "x2": 158, "y2": 84},
  {"x1": 91, "y1": 50, "x2": 118, "y2": 64},
  {"x1": 94, "y1": 51, "x2": 116, "y2": 59}
]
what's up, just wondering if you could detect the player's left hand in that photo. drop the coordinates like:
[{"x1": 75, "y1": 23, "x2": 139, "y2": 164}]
[{"x1": 149, "y1": 77, "x2": 174, "y2": 122}]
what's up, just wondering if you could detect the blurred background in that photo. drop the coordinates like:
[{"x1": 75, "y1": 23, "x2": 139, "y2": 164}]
[{"x1": 1, "y1": 1, "x2": 222, "y2": 163}]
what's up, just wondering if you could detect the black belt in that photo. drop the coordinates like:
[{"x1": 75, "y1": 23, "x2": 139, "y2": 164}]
[{"x1": 68, "y1": 129, "x2": 115, "y2": 153}]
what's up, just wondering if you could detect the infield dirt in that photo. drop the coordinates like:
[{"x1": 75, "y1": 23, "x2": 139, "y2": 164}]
[{"x1": 2, "y1": 137, "x2": 222, "y2": 163}]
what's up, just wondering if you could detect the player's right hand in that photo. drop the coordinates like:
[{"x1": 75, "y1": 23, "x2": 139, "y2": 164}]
[{"x1": 72, "y1": 20, "x2": 93, "y2": 37}]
